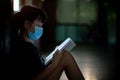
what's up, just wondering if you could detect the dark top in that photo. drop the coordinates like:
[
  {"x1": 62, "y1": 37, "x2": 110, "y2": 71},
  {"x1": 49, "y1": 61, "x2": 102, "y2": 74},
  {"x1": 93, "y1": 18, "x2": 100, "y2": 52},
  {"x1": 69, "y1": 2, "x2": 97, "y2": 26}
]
[{"x1": 10, "y1": 38, "x2": 46, "y2": 80}]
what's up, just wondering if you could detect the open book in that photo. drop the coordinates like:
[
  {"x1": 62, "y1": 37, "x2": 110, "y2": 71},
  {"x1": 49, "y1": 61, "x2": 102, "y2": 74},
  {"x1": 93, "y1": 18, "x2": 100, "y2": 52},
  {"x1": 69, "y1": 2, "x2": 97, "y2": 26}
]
[{"x1": 45, "y1": 37, "x2": 76, "y2": 65}]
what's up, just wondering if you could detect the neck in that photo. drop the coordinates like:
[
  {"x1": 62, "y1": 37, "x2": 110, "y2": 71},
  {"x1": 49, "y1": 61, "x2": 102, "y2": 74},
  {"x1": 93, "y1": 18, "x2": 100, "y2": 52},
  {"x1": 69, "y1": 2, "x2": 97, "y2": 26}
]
[{"x1": 22, "y1": 32, "x2": 32, "y2": 43}]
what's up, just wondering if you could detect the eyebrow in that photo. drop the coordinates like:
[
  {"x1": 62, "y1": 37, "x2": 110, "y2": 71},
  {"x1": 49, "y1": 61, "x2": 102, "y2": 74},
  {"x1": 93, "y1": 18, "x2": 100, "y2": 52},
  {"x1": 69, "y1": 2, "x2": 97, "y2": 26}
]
[{"x1": 37, "y1": 23, "x2": 43, "y2": 27}]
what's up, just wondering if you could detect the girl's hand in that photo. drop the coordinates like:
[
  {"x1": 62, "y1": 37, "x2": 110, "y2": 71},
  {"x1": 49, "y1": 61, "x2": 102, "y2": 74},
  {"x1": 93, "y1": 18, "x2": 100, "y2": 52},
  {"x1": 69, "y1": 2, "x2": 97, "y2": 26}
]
[{"x1": 51, "y1": 50, "x2": 63, "y2": 66}]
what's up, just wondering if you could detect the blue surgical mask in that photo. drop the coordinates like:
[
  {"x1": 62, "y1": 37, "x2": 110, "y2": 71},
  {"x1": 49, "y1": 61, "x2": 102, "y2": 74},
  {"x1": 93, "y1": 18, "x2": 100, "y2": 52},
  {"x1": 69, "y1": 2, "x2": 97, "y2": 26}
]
[{"x1": 28, "y1": 26, "x2": 43, "y2": 41}]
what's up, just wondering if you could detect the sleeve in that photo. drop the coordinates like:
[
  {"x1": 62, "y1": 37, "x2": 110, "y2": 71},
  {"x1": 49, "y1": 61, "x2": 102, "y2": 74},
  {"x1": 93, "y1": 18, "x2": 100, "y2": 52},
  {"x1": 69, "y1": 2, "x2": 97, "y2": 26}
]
[
  {"x1": 10, "y1": 41, "x2": 46, "y2": 79},
  {"x1": 28, "y1": 43, "x2": 46, "y2": 78},
  {"x1": 32, "y1": 51, "x2": 46, "y2": 75}
]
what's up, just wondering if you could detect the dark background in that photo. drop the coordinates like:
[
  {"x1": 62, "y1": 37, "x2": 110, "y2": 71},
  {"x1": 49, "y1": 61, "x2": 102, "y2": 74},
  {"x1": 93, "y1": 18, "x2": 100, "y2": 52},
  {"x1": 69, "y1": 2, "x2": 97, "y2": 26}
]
[{"x1": 0, "y1": 0, "x2": 119, "y2": 80}]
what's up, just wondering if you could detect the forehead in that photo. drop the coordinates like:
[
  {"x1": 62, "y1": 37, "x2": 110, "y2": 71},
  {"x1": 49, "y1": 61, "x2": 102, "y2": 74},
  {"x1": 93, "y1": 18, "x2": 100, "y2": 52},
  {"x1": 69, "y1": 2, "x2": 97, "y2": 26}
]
[{"x1": 33, "y1": 19, "x2": 43, "y2": 25}]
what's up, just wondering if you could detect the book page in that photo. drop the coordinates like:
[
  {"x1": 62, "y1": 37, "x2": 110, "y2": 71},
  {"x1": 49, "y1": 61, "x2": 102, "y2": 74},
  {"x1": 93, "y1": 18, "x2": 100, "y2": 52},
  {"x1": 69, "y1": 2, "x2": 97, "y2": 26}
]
[{"x1": 45, "y1": 37, "x2": 76, "y2": 65}]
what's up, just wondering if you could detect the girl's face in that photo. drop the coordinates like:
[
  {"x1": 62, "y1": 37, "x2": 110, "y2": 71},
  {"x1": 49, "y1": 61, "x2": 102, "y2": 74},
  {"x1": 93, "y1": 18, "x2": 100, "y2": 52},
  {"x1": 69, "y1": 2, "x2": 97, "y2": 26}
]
[
  {"x1": 27, "y1": 19, "x2": 43, "y2": 33},
  {"x1": 24, "y1": 19, "x2": 44, "y2": 41}
]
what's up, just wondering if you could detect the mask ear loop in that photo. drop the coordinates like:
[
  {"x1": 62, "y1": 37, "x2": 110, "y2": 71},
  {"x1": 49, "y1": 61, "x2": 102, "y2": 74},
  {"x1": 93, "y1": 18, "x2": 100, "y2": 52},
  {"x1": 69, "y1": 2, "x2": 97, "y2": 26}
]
[{"x1": 18, "y1": 29, "x2": 20, "y2": 35}]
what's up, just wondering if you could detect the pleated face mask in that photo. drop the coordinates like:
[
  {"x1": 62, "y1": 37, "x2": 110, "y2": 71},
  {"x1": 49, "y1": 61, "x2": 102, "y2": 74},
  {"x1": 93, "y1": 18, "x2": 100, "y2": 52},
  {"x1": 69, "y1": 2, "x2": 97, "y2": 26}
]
[{"x1": 28, "y1": 26, "x2": 43, "y2": 41}]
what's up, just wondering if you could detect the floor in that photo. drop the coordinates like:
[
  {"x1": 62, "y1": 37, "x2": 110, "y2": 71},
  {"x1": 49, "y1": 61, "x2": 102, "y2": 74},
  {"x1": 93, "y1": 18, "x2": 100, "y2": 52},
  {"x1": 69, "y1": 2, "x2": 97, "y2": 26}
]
[{"x1": 58, "y1": 45, "x2": 116, "y2": 80}]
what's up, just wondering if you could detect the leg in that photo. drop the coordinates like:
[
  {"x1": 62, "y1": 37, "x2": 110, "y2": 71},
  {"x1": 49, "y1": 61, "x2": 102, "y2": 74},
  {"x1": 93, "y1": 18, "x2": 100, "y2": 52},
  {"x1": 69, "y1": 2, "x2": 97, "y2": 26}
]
[
  {"x1": 63, "y1": 51, "x2": 85, "y2": 80},
  {"x1": 47, "y1": 50, "x2": 85, "y2": 80}
]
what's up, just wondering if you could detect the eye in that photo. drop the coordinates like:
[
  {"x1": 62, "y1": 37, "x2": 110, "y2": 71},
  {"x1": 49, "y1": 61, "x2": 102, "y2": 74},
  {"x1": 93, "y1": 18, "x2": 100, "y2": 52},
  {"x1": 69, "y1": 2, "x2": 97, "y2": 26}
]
[{"x1": 36, "y1": 25, "x2": 42, "y2": 28}]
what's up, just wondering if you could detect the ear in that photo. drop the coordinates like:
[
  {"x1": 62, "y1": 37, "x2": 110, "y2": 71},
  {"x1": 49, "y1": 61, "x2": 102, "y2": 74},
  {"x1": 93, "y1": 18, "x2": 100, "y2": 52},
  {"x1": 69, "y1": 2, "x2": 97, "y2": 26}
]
[{"x1": 24, "y1": 20, "x2": 31, "y2": 30}]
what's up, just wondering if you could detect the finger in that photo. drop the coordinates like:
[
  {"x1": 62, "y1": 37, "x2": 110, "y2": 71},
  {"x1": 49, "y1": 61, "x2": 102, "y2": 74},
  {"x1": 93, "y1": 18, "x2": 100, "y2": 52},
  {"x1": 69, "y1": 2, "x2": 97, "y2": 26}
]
[
  {"x1": 53, "y1": 50, "x2": 59, "y2": 59},
  {"x1": 54, "y1": 50, "x2": 60, "y2": 56},
  {"x1": 55, "y1": 49, "x2": 60, "y2": 53}
]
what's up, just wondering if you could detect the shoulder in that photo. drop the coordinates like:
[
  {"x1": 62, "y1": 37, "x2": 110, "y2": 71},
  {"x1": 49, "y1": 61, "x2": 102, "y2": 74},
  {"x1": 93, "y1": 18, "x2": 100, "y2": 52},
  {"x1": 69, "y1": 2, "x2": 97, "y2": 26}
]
[
  {"x1": 12, "y1": 40, "x2": 39, "y2": 57},
  {"x1": 18, "y1": 41, "x2": 37, "y2": 51}
]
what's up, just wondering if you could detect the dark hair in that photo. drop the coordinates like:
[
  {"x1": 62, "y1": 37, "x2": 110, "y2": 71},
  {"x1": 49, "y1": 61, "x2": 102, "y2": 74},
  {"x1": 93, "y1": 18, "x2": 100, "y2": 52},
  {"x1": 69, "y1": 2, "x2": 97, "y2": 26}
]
[
  {"x1": 19, "y1": 5, "x2": 47, "y2": 23},
  {"x1": 13, "y1": 5, "x2": 47, "y2": 35}
]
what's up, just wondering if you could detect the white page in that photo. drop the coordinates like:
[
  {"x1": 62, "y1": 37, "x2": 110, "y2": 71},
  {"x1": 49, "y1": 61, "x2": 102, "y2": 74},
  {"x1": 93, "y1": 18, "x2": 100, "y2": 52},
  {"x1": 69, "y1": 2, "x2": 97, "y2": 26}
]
[{"x1": 45, "y1": 37, "x2": 76, "y2": 65}]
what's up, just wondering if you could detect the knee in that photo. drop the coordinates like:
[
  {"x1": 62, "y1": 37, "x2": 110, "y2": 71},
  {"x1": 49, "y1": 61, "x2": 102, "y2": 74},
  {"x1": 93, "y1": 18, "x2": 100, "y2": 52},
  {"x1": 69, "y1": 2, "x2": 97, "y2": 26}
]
[{"x1": 62, "y1": 50, "x2": 74, "y2": 60}]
